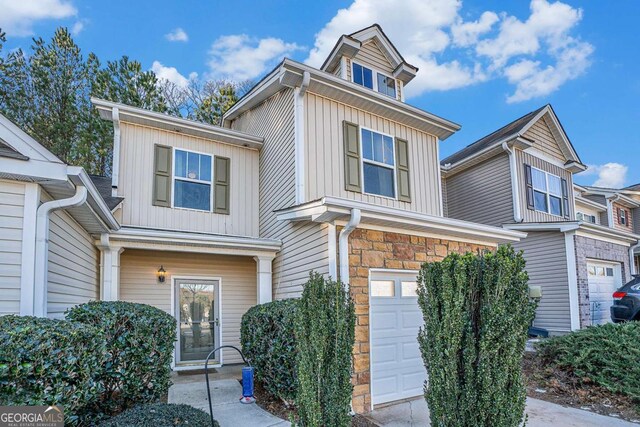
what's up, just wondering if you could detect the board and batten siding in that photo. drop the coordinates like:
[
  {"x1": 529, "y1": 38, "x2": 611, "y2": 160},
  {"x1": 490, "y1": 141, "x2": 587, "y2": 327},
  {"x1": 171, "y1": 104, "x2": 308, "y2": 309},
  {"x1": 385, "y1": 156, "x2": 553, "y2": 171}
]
[
  {"x1": 117, "y1": 122, "x2": 259, "y2": 237},
  {"x1": 0, "y1": 180, "x2": 25, "y2": 315},
  {"x1": 444, "y1": 154, "x2": 514, "y2": 227},
  {"x1": 119, "y1": 249, "x2": 257, "y2": 364},
  {"x1": 517, "y1": 149, "x2": 575, "y2": 223},
  {"x1": 512, "y1": 231, "x2": 572, "y2": 333},
  {"x1": 231, "y1": 89, "x2": 329, "y2": 299},
  {"x1": 43, "y1": 191, "x2": 100, "y2": 319},
  {"x1": 304, "y1": 91, "x2": 441, "y2": 216},
  {"x1": 522, "y1": 117, "x2": 566, "y2": 162}
]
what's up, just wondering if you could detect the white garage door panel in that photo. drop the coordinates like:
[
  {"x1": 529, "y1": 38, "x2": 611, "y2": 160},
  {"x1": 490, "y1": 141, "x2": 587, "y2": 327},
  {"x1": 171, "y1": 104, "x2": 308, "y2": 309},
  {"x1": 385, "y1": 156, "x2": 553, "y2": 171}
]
[
  {"x1": 587, "y1": 261, "x2": 621, "y2": 325},
  {"x1": 370, "y1": 272, "x2": 426, "y2": 406}
]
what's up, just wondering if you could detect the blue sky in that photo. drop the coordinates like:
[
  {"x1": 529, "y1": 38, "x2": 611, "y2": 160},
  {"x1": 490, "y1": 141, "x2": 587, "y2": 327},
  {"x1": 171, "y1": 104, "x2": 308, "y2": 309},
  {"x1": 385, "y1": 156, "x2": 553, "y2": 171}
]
[{"x1": 2, "y1": 0, "x2": 639, "y2": 188}]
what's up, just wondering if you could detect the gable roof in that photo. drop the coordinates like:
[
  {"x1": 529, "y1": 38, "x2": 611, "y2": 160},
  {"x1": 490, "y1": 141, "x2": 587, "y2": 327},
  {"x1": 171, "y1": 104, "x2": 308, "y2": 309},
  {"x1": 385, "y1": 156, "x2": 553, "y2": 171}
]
[
  {"x1": 321, "y1": 24, "x2": 418, "y2": 84},
  {"x1": 0, "y1": 137, "x2": 29, "y2": 161},
  {"x1": 441, "y1": 104, "x2": 584, "y2": 169},
  {"x1": 89, "y1": 175, "x2": 124, "y2": 210},
  {"x1": 624, "y1": 183, "x2": 640, "y2": 191}
]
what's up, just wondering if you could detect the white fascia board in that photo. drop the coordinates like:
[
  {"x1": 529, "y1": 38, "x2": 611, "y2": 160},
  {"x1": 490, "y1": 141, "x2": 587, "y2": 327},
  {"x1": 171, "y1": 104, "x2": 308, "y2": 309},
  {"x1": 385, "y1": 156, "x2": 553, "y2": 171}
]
[
  {"x1": 575, "y1": 195, "x2": 607, "y2": 211},
  {"x1": 0, "y1": 157, "x2": 68, "y2": 182},
  {"x1": 577, "y1": 222, "x2": 640, "y2": 245},
  {"x1": 442, "y1": 137, "x2": 531, "y2": 177},
  {"x1": 67, "y1": 166, "x2": 120, "y2": 230},
  {"x1": 0, "y1": 114, "x2": 61, "y2": 163},
  {"x1": 504, "y1": 222, "x2": 580, "y2": 233},
  {"x1": 110, "y1": 227, "x2": 282, "y2": 252},
  {"x1": 92, "y1": 98, "x2": 264, "y2": 150},
  {"x1": 277, "y1": 197, "x2": 526, "y2": 243}
]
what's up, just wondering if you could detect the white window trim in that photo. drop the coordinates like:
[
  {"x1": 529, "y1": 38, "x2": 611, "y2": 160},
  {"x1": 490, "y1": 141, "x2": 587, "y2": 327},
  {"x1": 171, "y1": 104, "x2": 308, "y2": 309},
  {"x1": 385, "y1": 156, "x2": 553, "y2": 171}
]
[
  {"x1": 620, "y1": 208, "x2": 627, "y2": 226},
  {"x1": 531, "y1": 166, "x2": 564, "y2": 217},
  {"x1": 577, "y1": 211, "x2": 597, "y2": 224},
  {"x1": 172, "y1": 147, "x2": 214, "y2": 212},
  {"x1": 351, "y1": 61, "x2": 397, "y2": 99},
  {"x1": 360, "y1": 126, "x2": 398, "y2": 200}
]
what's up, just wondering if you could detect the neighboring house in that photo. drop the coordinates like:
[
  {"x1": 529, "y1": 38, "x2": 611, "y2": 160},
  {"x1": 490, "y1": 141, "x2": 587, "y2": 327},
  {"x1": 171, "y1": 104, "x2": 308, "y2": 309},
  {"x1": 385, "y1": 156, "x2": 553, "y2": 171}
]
[
  {"x1": 0, "y1": 24, "x2": 526, "y2": 413},
  {"x1": 442, "y1": 105, "x2": 640, "y2": 334}
]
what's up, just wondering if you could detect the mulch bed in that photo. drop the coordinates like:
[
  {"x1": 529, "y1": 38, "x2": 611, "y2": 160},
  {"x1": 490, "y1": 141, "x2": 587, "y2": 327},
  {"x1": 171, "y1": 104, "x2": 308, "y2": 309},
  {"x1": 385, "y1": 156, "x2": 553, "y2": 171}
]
[
  {"x1": 249, "y1": 381, "x2": 378, "y2": 426},
  {"x1": 523, "y1": 352, "x2": 640, "y2": 423}
]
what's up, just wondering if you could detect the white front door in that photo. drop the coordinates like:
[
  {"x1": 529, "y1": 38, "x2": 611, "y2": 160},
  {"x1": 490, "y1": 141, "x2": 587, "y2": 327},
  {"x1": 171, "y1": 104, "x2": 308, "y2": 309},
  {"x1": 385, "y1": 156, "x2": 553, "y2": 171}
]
[
  {"x1": 369, "y1": 271, "x2": 426, "y2": 406},
  {"x1": 587, "y1": 262, "x2": 621, "y2": 325},
  {"x1": 175, "y1": 279, "x2": 220, "y2": 365}
]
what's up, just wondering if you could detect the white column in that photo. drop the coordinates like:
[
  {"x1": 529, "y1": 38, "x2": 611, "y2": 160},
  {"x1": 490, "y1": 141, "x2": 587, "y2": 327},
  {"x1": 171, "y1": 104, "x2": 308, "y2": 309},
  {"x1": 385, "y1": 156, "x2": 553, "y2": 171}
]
[
  {"x1": 20, "y1": 183, "x2": 40, "y2": 316},
  {"x1": 254, "y1": 256, "x2": 275, "y2": 304},
  {"x1": 98, "y1": 234, "x2": 123, "y2": 301}
]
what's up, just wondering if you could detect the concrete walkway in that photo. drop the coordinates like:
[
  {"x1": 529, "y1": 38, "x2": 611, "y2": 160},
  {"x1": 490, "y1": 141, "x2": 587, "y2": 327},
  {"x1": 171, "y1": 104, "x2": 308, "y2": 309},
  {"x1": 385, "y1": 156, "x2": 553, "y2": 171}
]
[
  {"x1": 168, "y1": 367, "x2": 289, "y2": 427},
  {"x1": 366, "y1": 397, "x2": 639, "y2": 426}
]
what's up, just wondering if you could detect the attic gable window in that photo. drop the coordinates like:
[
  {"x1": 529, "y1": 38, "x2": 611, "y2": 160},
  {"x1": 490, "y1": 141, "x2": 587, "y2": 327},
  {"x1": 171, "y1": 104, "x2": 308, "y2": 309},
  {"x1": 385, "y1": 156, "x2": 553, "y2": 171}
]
[{"x1": 352, "y1": 61, "x2": 396, "y2": 98}]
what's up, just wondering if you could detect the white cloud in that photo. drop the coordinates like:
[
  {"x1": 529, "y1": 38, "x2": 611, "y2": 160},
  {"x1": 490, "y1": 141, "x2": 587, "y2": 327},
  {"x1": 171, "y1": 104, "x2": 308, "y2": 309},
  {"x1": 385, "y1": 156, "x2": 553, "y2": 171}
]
[
  {"x1": 305, "y1": 0, "x2": 592, "y2": 102},
  {"x1": 165, "y1": 28, "x2": 189, "y2": 42},
  {"x1": 0, "y1": 0, "x2": 77, "y2": 36},
  {"x1": 207, "y1": 34, "x2": 302, "y2": 81},
  {"x1": 451, "y1": 11, "x2": 499, "y2": 47},
  {"x1": 151, "y1": 61, "x2": 197, "y2": 88},
  {"x1": 71, "y1": 20, "x2": 85, "y2": 36},
  {"x1": 583, "y1": 163, "x2": 628, "y2": 188}
]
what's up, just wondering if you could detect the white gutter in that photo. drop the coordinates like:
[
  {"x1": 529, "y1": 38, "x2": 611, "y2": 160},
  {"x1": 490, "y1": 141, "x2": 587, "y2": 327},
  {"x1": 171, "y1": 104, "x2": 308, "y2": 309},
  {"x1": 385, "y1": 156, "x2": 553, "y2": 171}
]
[
  {"x1": 630, "y1": 241, "x2": 640, "y2": 275},
  {"x1": 502, "y1": 142, "x2": 523, "y2": 223},
  {"x1": 293, "y1": 71, "x2": 310, "y2": 204},
  {"x1": 111, "y1": 107, "x2": 120, "y2": 197},
  {"x1": 33, "y1": 185, "x2": 87, "y2": 317},
  {"x1": 338, "y1": 209, "x2": 361, "y2": 286}
]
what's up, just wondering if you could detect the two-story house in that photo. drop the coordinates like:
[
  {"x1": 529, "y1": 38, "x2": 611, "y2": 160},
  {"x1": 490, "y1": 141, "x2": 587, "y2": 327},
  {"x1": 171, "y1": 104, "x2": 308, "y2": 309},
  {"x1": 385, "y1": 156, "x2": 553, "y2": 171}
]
[
  {"x1": 442, "y1": 105, "x2": 640, "y2": 334},
  {"x1": 0, "y1": 24, "x2": 525, "y2": 413}
]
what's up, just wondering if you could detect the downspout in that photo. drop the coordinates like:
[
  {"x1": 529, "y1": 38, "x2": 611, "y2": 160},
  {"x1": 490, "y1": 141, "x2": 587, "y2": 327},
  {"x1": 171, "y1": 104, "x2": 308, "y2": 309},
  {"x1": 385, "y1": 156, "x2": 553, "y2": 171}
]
[
  {"x1": 111, "y1": 107, "x2": 120, "y2": 197},
  {"x1": 294, "y1": 71, "x2": 310, "y2": 204},
  {"x1": 630, "y1": 241, "x2": 640, "y2": 276},
  {"x1": 33, "y1": 185, "x2": 88, "y2": 317},
  {"x1": 502, "y1": 142, "x2": 523, "y2": 223},
  {"x1": 606, "y1": 195, "x2": 619, "y2": 227},
  {"x1": 338, "y1": 209, "x2": 361, "y2": 286}
]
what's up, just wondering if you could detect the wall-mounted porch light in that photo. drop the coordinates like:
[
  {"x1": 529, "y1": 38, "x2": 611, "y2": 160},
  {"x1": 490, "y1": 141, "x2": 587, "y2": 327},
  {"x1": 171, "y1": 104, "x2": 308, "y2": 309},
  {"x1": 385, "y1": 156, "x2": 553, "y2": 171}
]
[{"x1": 157, "y1": 266, "x2": 166, "y2": 283}]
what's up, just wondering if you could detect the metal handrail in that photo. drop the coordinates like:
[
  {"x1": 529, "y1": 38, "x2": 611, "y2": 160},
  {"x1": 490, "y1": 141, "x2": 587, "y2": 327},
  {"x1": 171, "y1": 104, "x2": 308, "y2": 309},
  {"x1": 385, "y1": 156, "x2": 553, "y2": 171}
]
[{"x1": 203, "y1": 345, "x2": 251, "y2": 427}]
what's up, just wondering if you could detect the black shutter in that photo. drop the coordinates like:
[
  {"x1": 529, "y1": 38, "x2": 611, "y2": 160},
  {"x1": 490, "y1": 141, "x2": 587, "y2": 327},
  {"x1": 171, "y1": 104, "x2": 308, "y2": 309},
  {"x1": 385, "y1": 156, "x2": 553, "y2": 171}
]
[
  {"x1": 561, "y1": 178, "x2": 570, "y2": 219},
  {"x1": 524, "y1": 164, "x2": 534, "y2": 210}
]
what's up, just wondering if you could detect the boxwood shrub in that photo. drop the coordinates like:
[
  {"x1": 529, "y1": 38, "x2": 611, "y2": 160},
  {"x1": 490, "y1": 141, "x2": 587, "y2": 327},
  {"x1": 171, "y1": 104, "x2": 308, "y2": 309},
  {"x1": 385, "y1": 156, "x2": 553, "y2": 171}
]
[
  {"x1": 240, "y1": 299, "x2": 298, "y2": 402},
  {"x1": 99, "y1": 403, "x2": 217, "y2": 427},
  {"x1": 66, "y1": 301, "x2": 177, "y2": 415},
  {"x1": 0, "y1": 315, "x2": 108, "y2": 425},
  {"x1": 538, "y1": 321, "x2": 640, "y2": 402}
]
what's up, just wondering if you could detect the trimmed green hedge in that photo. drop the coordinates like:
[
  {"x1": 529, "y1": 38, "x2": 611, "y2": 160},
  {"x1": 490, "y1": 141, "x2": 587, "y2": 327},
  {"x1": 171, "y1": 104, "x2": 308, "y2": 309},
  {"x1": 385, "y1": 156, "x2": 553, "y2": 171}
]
[
  {"x1": 66, "y1": 301, "x2": 177, "y2": 415},
  {"x1": 418, "y1": 246, "x2": 536, "y2": 427},
  {"x1": 240, "y1": 299, "x2": 298, "y2": 402},
  {"x1": 538, "y1": 321, "x2": 640, "y2": 402},
  {"x1": 99, "y1": 403, "x2": 216, "y2": 427},
  {"x1": 0, "y1": 315, "x2": 107, "y2": 425},
  {"x1": 295, "y1": 273, "x2": 355, "y2": 427}
]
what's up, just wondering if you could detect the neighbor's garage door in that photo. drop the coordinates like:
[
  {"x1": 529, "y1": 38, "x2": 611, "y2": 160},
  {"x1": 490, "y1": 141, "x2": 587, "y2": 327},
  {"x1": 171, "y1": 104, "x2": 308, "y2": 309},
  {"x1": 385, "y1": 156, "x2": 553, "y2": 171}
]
[
  {"x1": 587, "y1": 261, "x2": 621, "y2": 325},
  {"x1": 370, "y1": 271, "x2": 426, "y2": 406}
]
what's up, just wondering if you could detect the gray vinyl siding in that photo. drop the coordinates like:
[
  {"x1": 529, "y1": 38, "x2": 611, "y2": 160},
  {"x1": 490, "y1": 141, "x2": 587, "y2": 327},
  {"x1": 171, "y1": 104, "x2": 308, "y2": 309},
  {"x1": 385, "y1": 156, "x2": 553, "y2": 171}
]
[
  {"x1": 352, "y1": 39, "x2": 394, "y2": 75},
  {"x1": 522, "y1": 118, "x2": 566, "y2": 162},
  {"x1": 0, "y1": 180, "x2": 25, "y2": 315},
  {"x1": 441, "y1": 176, "x2": 448, "y2": 217},
  {"x1": 45, "y1": 192, "x2": 100, "y2": 319},
  {"x1": 517, "y1": 150, "x2": 575, "y2": 223},
  {"x1": 231, "y1": 89, "x2": 329, "y2": 299},
  {"x1": 633, "y1": 207, "x2": 640, "y2": 234},
  {"x1": 512, "y1": 231, "x2": 571, "y2": 333},
  {"x1": 445, "y1": 154, "x2": 514, "y2": 227}
]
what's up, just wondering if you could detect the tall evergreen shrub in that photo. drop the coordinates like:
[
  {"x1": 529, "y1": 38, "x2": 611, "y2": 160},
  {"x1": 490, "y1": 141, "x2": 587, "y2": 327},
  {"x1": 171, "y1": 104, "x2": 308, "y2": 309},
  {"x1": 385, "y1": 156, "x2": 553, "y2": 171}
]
[
  {"x1": 417, "y1": 245, "x2": 535, "y2": 427},
  {"x1": 294, "y1": 273, "x2": 355, "y2": 427}
]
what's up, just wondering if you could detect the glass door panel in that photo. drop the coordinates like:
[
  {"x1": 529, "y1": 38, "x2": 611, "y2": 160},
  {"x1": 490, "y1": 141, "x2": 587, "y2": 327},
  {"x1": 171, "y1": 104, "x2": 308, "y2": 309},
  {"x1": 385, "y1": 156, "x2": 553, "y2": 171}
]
[{"x1": 176, "y1": 280, "x2": 219, "y2": 364}]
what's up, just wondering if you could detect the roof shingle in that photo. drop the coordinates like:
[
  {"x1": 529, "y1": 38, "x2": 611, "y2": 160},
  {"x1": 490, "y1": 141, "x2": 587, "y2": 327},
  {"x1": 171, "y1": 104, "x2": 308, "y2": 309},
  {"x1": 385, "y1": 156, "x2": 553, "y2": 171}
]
[{"x1": 89, "y1": 175, "x2": 124, "y2": 210}]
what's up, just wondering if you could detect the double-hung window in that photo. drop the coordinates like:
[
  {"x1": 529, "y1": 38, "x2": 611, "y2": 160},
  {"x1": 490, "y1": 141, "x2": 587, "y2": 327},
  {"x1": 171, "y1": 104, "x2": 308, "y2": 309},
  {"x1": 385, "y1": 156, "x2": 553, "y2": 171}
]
[
  {"x1": 361, "y1": 128, "x2": 395, "y2": 198},
  {"x1": 352, "y1": 62, "x2": 396, "y2": 98},
  {"x1": 620, "y1": 208, "x2": 627, "y2": 226},
  {"x1": 173, "y1": 149, "x2": 212, "y2": 211},
  {"x1": 531, "y1": 167, "x2": 563, "y2": 216}
]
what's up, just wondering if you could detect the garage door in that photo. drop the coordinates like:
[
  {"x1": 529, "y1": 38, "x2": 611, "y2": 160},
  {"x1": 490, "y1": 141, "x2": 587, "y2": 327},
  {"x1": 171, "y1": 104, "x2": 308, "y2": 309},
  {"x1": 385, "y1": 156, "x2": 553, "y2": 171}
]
[
  {"x1": 370, "y1": 271, "x2": 426, "y2": 406},
  {"x1": 587, "y1": 261, "x2": 621, "y2": 325}
]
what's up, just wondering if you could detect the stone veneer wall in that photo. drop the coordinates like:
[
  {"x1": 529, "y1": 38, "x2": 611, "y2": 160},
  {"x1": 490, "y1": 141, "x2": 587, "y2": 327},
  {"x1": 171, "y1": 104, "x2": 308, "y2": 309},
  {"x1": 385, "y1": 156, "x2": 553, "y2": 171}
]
[
  {"x1": 573, "y1": 235, "x2": 631, "y2": 328},
  {"x1": 343, "y1": 227, "x2": 493, "y2": 413}
]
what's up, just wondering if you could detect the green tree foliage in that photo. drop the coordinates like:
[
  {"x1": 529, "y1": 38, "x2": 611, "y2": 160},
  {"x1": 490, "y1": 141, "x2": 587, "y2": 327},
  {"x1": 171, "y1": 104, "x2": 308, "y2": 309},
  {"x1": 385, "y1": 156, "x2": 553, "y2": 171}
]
[
  {"x1": 294, "y1": 272, "x2": 355, "y2": 427},
  {"x1": 0, "y1": 27, "x2": 246, "y2": 175},
  {"x1": 417, "y1": 246, "x2": 536, "y2": 427}
]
